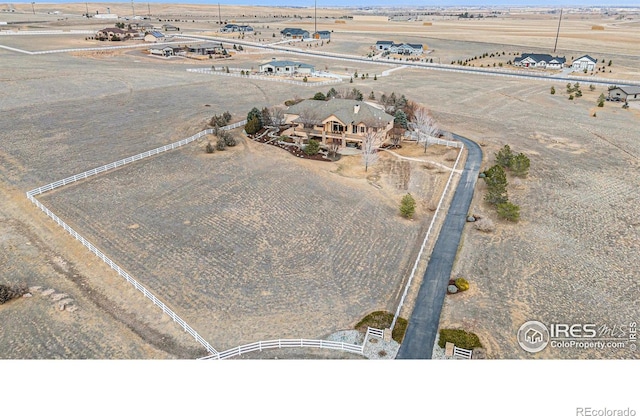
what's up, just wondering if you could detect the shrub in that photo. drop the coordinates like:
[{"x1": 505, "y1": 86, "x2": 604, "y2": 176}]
[
  {"x1": 511, "y1": 153, "x2": 530, "y2": 177},
  {"x1": 354, "y1": 311, "x2": 408, "y2": 343},
  {"x1": 205, "y1": 142, "x2": 215, "y2": 153},
  {"x1": 495, "y1": 144, "x2": 513, "y2": 168},
  {"x1": 304, "y1": 139, "x2": 320, "y2": 155},
  {"x1": 0, "y1": 283, "x2": 28, "y2": 304},
  {"x1": 550, "y1": 86, "x2": 555, "y2": 95},
  {"x1": 223, "y1": 133, "x2": 237, "y2": 147},
  {"x1": 497, "y1": 201, "x2": 520, "y2": 222},
  {"x1": 303, "y1": 76, "x2": 308, "y2": 82},
  {"x1": 399, "y1": 193, "x2": 416, "y2": 219},
  {"x1": 216, "y1": 138, "x2": 226, "y2": 151},
  {"x1": 483, "y1": 165, "x2": 508, "y2": 205},
  {"x1": 474, "y1": 217, "x2": 495, "y2": 232},
  {"x1": 313, "y1": 92, "x2": 326, "y2": 100},
  {"x1": 455, "y1": 277, "x2": 469, "y2": 291},
  {"x1": 438, "y1": 328, "x2": 483, "y2": 350}
]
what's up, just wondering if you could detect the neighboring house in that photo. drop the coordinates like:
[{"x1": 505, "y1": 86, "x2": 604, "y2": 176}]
[
  {"x1": 144, "y1": 31, "x2": 165, "y2": 43},
  {"x1": 95, "y1": 27, "x2": 136, "y2": 41},
  {"x1": 608, "y1": 86, "x2": 640, "y2": 102},
  {"x1": 162, "y1": 24, "x2": 179, "y2": 31},
  {"x1": 259, "y1": 59, "x2": 314, "y2": 75},
  {"x1": 221, "y1": 24, "x2": 254, "y2": 32},
  {"x1": 312, "y1": 30, "x2": 331, "y2": 40},
  {"x1": 187, "y1": 42, "x2": 224, "y2": 55},
  {"x1": 375, "y1": 40, "x2": 423, "y2": 55},
  {"x1": 514, "y1": 53, "x2": 566, "y2": 69},
  {"x1": 390, "y1": 43, "x2": 424, "y2": 55},
  {"x1": 149, "y1": 45, "x2": 182, "y2": 57},
  {"x1": 572, "y1": 55, "x2": 598, "y2": 72},
  {"x1": 131, "y1": 21, "x2": 154, "y2": 31},
  {"x1": 375, "y1": 40, "x2": 394, "y2": 51},
  {"x1": 280, "y1": 28, "x2": 309, "y2": 39},
  {"x1": 283, "y1": 99, "x2": 395, "y2": 148}
]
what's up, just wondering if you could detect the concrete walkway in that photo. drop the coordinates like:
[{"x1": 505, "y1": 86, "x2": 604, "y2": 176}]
[{"x1": 396, "y1": 133, "x2": 482, "y2": 359}]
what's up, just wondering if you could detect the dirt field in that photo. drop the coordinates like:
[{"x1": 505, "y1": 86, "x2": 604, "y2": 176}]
[{"x1": 1, "y1": 5, "x2": 638, "y2": 359}]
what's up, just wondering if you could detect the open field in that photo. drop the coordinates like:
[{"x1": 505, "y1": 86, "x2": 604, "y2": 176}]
[{"x1": 1, "y1": 5, "x2": 639, "y2": 359}]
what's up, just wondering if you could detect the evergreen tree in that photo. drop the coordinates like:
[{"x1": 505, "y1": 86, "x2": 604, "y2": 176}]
[
  {"x1": 511, "y1": 153, "x2": 530, "y2": 177},
  {"x1": 484, "y1": 165, "x2": 508, "y2": 205},
  {"x1": 400, "y1": 193, "x2": 416, "y2": 219},
  {"x1": 497, "y1": 201, "x2": 520, "y2": 222},
  {"x1": 495, "y1": 144, "x2": 514, "y2": 168},
  {"x1": 394, "y1": 109, "x2": 408, "y2": 129}
]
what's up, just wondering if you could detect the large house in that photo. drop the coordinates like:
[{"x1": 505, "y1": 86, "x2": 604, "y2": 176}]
[
  {"x1": 375, "y1": 40, "x2": 424, "y2": 55},
  {"x1": 149, "y1": 45, "x2": 184, "y2": 57},
  {"x1": 283, "y1": 99, "x2": 395, "y2": 148},
  {"x1": 259, "y1": 59, "x2": 314, "y2": 75},
  {"x1": 95, "y1": 27, "x2": 137, "y2": 41},
  {"x1": 187, "y1": 42, "x2": 224, "y2": 55},
  {"x1": 513, "y1": 53, "x2": 566, "y2": 69},
  {"x1": 607, "y1": 86, "x2": 640, "y2": 102},
  {"x1": 221, "y1": 24, "x2": 253, "y2": 33},
  {"x1": 280, "y1": 28, "x2": 310, "y2": 39},
  {"x1": 572, "y1": 55, "x2": 598, "y2": 72}
]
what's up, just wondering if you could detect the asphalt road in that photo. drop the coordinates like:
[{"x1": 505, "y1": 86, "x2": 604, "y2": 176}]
[{"x1": 396, "y1": 133, "x2": 483, "y2": 359}]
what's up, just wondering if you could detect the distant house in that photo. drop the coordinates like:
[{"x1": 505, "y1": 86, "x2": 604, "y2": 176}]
[
  {"x1": 375, "y1": 40, "x2": 424, "y2": 55},
  {"x1": 283, "y1": 99, "x2": 395, "y2": 149},
  {"x1": 149, "y1": 45, "x2": 183, "y2": 57},
  {"x1": 280, "y1": 28, "x2": 309, "y2": 39},
  {"x1": 221, "y1": 24, "x2": 253, "y2": 33},
  {"x1": 313, "y1": 30, "x2": 331, "y2": 40},
  {"x1": 259, "y1": 59, "x2": 314, "y2": 75},
  {"x1": 95, "y1": 27, "x2": 136, "y2": 41},
  {"x1": 131, "y1": 21, "x2": 154, "y2": 31},
  {"x1": 162, "y1": 24, "x2": 179, "y2": 31},
  {"x1": 514, "y1": 53, "x2": 566, "y2": 69},
  {"x1": 375, "y1": 40, "x2": 394, "y2": 51},
  {"x1": 572, "y1": 55, "x2": 597, "y2": 72},
  {"x1": 187, "y1": 42, "x2": 224, "y2": 55},
  {"x1": 608, "y1": 86, "x2": 640, "y2": 102},
  {"x1": 144, "y1": 31, "x2": 165, "y2": 43}
]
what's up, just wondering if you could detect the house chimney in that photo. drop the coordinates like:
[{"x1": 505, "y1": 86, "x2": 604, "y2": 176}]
[{"x1": 354, "y1": 104, "x2": 360, "y2": 114}]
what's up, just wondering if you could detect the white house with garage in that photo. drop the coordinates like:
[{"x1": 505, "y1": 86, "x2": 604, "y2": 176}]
[
  {"x1": 514, "y1": 53, "x2": 566, "y2": 69},
  {"x1": 259, "y1": 59, "x2": 314, "y2": 75},
  {"x1": 375, "y1": 40, "x2": 424, "y2": 55},
  {"x1": 607, "y1": 86, "x2": 640, "y2": 102},
  {"x1": 572, "y1": 55, "x2": 598, "y2": 72}
]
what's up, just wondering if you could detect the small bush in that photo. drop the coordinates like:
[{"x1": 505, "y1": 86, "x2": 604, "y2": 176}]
[
  {"x1": 550, "y1": 86, "x2": 555, "y2": 95},
  {"x1": 205, "y1": 142, "x2": 215, "y2": 153},
  {"x1": 354, "y1": 311, "x2": 408, "y2": 343},
  {"x1": 224, "y1": 134, "x2": 237, "y2": 147},
  {"x1": 455, "y1": 277, "x2": 469, "y2": 291},
  {"x1": 438, "y1": 328, "x2": 483, "y2": 350},
  {"x1": 0, "y1": 283, "x2": 28, "y2": 304},
  {"x1": 474, "y1": 217, "x2": 495, "y2": 232},
  {"x1": 216, "y1": 138, "x2": 226, "y2": 151},
  {"x1": 304, "y1": 139, "x2": 320, "y2": 155},
  {"x1": 497, "y1": 201, "x2": 520, "y2": 222}
]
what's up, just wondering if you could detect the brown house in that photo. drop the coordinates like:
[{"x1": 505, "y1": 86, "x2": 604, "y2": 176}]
[{"x1": 96, "y1": 27, "x2": 137, "y2": 41}]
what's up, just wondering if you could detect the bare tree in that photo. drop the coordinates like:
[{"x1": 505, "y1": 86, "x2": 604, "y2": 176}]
[
  {"x1": 389, "y1": 126, "x2": 405, "y2": 148},
  {"x1": 270, "y1": 105, "x2": 286, "y2": 129},
  {"x1": 361, "y1": 130, "x2": 385, "y2": 172},
  {"x1": 328, "y1": 138, "x2": 341, "y2": 158},
  {"x1": 410, "y1": 106, "x2": 439, "y2": 153},
  {"x1": 294, "y1": 107, "x2": 320, "y2": 148}
]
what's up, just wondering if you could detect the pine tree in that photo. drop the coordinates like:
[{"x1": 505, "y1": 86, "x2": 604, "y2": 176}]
[
  {"x1": 394, "y1": 109, "x2": 408, "y2": 129},
  {"x1": 400, "y1": 193, "x2": 416, "y2": 219},
  {"x1": 511, "y1": 153, "x2": 530, "y2": 177},
  {"x1": 495, "y1": 144, "x2": 514, "y2": 168},
  {"x1": 484, "y1": 165, "x2": 508, "y2": 205},
  {"x1": 497, "y1": 201, "x2": 520, "y2": 222}
]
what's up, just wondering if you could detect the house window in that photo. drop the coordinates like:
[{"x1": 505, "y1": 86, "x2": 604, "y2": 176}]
[
  {"x1": 360, "y1": 126, "x2": 366, "y2": 133},
  {"x1": 331, "y1": 122, "x2": 344, "y2": 133}
]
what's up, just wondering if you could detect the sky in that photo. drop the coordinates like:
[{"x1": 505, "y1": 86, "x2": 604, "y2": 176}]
[{"x1": 9, "y1": 1, "x2": 640, "y2": 7}]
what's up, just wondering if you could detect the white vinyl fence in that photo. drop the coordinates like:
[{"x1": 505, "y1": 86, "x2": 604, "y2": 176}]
[
  {"x1": 201, "y1": 338, "x2": 365, "y2": 360},
  {"x1": 26, "y1": 120, "x2": 247, "y2": 358},
  {"x1": 187, "y1": 68, "x2": 342, "y2": 86}
]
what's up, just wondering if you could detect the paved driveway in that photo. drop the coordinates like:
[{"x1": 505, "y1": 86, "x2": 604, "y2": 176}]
[{"x1": 396, "y1": 134, "x2": 482, "y2": 359}]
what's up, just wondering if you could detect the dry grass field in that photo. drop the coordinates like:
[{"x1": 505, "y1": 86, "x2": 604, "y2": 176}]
[{"x1": 1, "y1": 5, "x2": 638, "y2": 359}]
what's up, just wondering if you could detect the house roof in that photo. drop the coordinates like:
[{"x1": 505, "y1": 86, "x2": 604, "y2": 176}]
[
  {"x1": 260, "y1": 60, "x2": 314, "y2": 69},
  {"x1": 188, "y1": 42, "x2": 223, "y2": 49},
  {"x1": 286, "y1": 99, "x2": 394, "y2": 127},
  {"x1": 147, "y1": 31, "x2": 164, "y2": 38},
  {"x1": 613, "y1": 86, "x2": 640, "y2": 95},
  {"x1": 515, "y1": 53, "x2": 565, "y2": 64},
  {"x1": 574, "y1": 54, "x2": 597, "y2": 63},
  {"x1": 395, "y1": 43, "x2": 423, "y2": 49},
  {"x1": 314, "y1": 30, "x2": 330, "y2": 35},
  {"x1": 99, "y1": 27, "x2": 129, "y2": 34},
  {"x1": 281, "y1": 27, "x2": 309, "y2": 35},
  {"x1": 376, "y1": 40, "x2": 393, "y2": 45}
]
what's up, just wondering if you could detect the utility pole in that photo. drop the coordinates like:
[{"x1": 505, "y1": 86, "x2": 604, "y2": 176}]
[
  {"x1": 85, "y1": 2, "x2": 89, "y2": 17},
  {"x1": 553, "y1": 8, "x2": 563, "y2": 53},
  {"x1": 314, "y1": 0, "x2": 317, "y2": 35},
  {"x1": 31, "y1": 2, "x2": 35, "y2": 14},
  {"x1": 147, "y1": 3, "x2": 151, "y2": 17},
  {"x1": 218, "y1": 3, "x2": 222, "y2": 25},
  {"x1": 131, "y1": 0, "x2": 135, "y2": 18}
]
